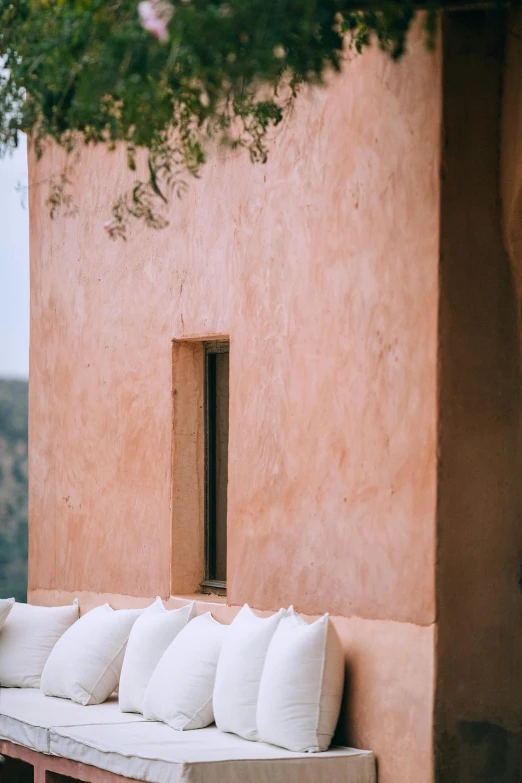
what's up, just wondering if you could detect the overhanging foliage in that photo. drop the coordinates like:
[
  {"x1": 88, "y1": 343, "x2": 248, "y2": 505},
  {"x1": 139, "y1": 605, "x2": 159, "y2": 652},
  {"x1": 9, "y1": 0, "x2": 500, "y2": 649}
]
[{"x1": 0, "y1": 1, "x2": 448, "y2": 236}]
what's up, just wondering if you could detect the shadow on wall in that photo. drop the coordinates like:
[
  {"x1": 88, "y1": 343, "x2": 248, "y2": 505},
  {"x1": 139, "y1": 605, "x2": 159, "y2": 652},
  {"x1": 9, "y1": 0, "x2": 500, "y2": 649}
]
[
  {"x1": 436, "y1": 9, "x2": 522, "y2": 783},
  {"x1": 0, "y1": 378, "x2": 28, "y2": 603},
  {"x1": 0, "y1": 755, "x2": 33, "y2": 783}
]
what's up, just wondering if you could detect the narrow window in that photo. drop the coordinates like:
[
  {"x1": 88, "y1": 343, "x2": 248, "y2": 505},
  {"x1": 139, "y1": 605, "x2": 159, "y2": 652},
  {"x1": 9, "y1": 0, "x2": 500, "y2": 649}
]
[{"x1": 202, "y1": 341, "x2": 229, "y2": 594}]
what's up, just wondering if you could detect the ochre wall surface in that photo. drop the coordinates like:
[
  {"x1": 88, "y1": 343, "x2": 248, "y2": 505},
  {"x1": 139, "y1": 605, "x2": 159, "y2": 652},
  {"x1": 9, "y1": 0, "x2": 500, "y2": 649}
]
[{"x1": 28, "y1": 23, "x2": 441, "y2": 783}]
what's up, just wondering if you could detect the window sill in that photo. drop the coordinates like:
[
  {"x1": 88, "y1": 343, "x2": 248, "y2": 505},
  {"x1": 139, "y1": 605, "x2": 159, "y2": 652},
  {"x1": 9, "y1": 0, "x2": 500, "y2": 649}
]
[{"x1": 200, "y1": 580, "x2": 227, "y2": 597}]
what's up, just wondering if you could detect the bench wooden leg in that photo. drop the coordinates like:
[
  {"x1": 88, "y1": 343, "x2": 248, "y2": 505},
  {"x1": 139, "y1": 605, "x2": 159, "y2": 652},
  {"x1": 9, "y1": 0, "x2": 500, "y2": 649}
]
[{"x1": 33, "y1": 765, "x2": 46, "y2": 783}]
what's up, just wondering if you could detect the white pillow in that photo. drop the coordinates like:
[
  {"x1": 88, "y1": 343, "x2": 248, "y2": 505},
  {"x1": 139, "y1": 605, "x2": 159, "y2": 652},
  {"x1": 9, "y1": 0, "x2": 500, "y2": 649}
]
[
  {"x1": 119, "y1": 598, "x2": 195, "y2": 714},
  {"x1": 40, "y1": 604, "x2": 141, "y2": 705},
  {"x1": 213, "y1": 604, "x2": 284, "y2": 740},
  {"x1": 0, "y1": 598, "x2": 15, "y2": 630},
  {"x1": 0, "y1": 601, "x2": 79, "y2": 688},
  {"x1": 256, "y1": 610, "x2": 345, "y2": 752},
  {"x1": 143, "y1": 612, "x2": 227, "y2": 730}
]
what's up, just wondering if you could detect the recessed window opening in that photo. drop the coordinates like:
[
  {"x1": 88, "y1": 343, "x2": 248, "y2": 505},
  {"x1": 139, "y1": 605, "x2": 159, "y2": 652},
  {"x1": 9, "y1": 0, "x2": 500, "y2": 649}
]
[{"x1": 201, "y1": 340, "x2": 229, "y2": 595}]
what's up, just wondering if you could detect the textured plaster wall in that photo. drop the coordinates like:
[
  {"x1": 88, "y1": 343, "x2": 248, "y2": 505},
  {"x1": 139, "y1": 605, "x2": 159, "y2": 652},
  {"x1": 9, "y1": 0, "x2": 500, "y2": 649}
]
[
  {"x1": 29, "y1": 27, "x2": 440, "y2": 622},
  {"x1": 28, "y1": 22, "x2": 440, "y2": 783},
  {"x1": 436, "y1": 12, "x2": 522, "y2": 782}
]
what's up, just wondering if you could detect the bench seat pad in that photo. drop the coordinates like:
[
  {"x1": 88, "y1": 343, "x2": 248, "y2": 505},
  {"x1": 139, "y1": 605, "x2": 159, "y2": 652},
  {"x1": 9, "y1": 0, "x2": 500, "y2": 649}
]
[
  {"x1": 0, "y1": 687, "x2": 145, "y2": 754},
  {"x1": 49, "y1": 722, "x2": 376, "y2": 783}
]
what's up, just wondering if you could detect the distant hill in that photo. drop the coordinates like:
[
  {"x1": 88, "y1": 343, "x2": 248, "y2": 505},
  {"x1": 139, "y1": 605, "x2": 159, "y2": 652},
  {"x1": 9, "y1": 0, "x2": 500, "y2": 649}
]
[{"x1": 0, "y1": 379, "x2": 28, "y2": 602}]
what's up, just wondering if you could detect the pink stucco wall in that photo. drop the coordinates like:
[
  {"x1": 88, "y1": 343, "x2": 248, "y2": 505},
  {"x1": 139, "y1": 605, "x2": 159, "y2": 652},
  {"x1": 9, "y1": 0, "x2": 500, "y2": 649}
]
[{"x1": 28, "y1": 22, "x2": 441, "y2": 783}]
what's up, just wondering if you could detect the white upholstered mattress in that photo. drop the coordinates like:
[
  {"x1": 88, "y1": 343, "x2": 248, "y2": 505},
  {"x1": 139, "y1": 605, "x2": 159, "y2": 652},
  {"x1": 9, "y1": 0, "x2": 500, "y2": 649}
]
[{"x1": 0, "y1": 687, "x2": 376, "y2": 783}]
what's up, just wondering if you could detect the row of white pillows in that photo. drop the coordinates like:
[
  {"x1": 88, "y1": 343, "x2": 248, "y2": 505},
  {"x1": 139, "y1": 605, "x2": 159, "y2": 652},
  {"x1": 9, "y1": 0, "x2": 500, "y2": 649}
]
[{"x1": 0, "y1": 596, "x2": 344, "y2": 753}]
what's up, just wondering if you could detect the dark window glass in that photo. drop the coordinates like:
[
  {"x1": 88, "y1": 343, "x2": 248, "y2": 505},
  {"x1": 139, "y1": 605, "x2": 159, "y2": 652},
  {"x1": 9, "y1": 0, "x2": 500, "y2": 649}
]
[{"x1": 202, "y1": 341, "x2": 229, "y2": 593}]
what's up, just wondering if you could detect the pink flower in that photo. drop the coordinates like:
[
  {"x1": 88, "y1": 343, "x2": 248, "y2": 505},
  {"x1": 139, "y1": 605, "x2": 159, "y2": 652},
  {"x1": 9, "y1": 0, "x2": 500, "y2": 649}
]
[
  {"x1": 103, "y1": 218, "x2": 120, "y2": 238},
  {"x1": 138, "y1": 0, "x2": 173, "y2": 43}
]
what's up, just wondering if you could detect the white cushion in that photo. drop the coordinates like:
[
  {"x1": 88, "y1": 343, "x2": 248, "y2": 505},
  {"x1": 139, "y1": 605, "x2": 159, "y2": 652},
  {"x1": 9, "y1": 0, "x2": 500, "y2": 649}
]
[
  {"x1": 257, "y1": 611, "x2": 345, "y2": 752},
  {"x1": 119, "y1": 598, "x2": 195, "y2": 714},
  {"x1": 0, "y1": 602, "x2": 79, "y2": 688},
  {"x1": 49, "y1": 722, "x2": 376, "y2": 783},
  {"x1": 0, "y1": 687, "x2": 146, "y2": 754},
  {"x1": 143, "y1": 612, "x2": 227, "y2": 730},
  {"x1": 40, "y1": 604, "x2": 141, "y2": 705},
  {"x1": 213, "y1": 604, "x2": 284, "y2": 741},
  {"x1": 0, "y1": 597, "x2": 15, "y2": 629}
]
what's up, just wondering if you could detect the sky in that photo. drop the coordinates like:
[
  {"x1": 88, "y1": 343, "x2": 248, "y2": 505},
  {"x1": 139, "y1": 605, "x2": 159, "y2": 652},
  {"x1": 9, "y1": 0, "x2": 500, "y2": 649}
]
[{"x1": 0, "y1": 135, "x2": 29, "y2": 380}]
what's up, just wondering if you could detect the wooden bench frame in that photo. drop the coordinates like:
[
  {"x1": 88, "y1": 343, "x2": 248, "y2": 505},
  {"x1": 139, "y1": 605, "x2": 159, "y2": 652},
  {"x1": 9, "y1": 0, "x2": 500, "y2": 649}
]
[{"x1": 0, "y1": 740, "x2": 141, "y2": 783}]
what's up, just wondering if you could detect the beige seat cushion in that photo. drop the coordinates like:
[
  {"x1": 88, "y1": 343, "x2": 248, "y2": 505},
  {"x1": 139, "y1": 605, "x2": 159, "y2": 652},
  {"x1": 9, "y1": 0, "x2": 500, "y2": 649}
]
[
  {"x1": 49, "y1": 721, "x2": 376, "y2": 783},
  {"x1": 0, "y1": 687, "x2": 146, "y2": 753}
]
